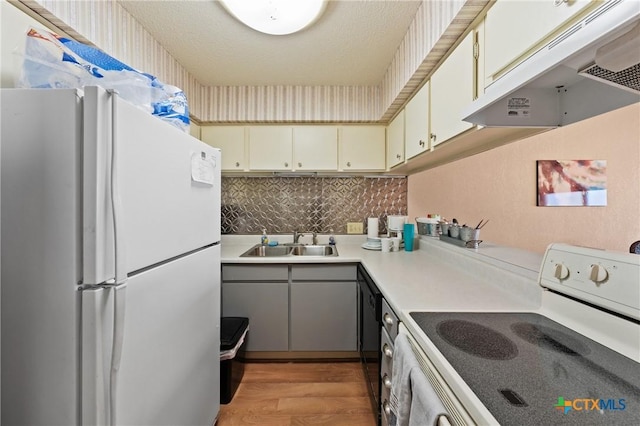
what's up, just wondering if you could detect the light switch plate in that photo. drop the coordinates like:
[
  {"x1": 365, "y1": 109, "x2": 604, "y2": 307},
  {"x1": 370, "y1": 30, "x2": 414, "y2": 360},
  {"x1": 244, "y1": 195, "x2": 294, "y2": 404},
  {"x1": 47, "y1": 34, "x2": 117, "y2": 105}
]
[{"x1": 347, "y1": 222, "x2": 363, "y2": 234}]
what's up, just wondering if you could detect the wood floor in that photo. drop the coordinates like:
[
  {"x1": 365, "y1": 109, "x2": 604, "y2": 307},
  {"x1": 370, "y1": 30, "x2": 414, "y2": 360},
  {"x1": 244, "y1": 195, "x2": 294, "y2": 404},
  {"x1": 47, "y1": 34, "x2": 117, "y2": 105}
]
[{"x1": 217, "y1": 361, "x2": 377, "y2": 426}]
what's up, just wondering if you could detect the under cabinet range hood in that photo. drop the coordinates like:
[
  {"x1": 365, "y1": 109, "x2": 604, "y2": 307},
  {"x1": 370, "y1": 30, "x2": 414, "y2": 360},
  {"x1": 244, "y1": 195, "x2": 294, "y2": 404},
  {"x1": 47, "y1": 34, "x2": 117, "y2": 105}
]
[{"x1": 463, "y1": 0, "x2": 640, "y2": 128}]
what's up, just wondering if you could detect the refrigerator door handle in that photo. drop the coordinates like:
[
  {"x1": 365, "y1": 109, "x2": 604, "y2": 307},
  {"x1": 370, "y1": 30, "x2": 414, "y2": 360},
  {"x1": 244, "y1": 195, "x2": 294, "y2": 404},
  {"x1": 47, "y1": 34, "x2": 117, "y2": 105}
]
[
  {"x1": 107, "y1": 89, "x2": 128, "y2": 426},
  {"x1": 109, "y1": 282, "x2": 127, "y2": 426},
  {"x1": 108, "y1": 89, "x2": 128, "y2": 287}
]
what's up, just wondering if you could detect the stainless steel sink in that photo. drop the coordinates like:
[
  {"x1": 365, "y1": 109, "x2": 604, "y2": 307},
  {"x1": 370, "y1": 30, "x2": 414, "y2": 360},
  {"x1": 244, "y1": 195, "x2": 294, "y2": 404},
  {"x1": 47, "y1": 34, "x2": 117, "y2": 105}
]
[
  {"x1": 290, "y1": 245, "x2": 338, "y2": 256},
  {"x1": 240, "y1": 245, "x2": 293, "y2": 257},
  {"x1": 240, "y1": 244, "x2": 338, "y2": 257}
]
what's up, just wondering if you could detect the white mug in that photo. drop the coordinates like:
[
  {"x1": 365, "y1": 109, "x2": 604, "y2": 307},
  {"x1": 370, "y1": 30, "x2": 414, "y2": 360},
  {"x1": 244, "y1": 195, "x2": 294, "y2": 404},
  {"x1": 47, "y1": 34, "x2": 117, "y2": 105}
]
[
  {"x1": 391, "y1": 237, "x2": 401, "y2": 252},
  {"x1": 381, "y1": 237, "x2": 392, "y2": 253}
]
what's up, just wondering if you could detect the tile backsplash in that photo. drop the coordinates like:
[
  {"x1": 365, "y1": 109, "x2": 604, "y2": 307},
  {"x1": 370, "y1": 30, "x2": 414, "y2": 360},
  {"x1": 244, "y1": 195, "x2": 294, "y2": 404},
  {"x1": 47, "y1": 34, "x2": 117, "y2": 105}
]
[{"x1": 222, "y1": 176, "x2": 407, "y2": 235}]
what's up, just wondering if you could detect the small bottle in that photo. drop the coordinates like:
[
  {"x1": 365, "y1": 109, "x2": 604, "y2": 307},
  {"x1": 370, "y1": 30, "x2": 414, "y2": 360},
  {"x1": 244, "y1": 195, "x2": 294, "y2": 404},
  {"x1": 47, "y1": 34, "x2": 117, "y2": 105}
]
[
  {"x1": 328, "y1": 229, "x2": 336, "y2": 246},
  {"x1": 261, "y1": 229, "x2": 269, "y2": 245}
]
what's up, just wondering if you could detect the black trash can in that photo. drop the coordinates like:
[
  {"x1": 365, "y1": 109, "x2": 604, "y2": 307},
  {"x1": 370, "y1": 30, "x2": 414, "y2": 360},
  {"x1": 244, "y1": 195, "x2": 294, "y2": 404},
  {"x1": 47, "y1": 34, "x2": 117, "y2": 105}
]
[{"x1": 220, "y1": 317, "x2": 249, "y2": 404}]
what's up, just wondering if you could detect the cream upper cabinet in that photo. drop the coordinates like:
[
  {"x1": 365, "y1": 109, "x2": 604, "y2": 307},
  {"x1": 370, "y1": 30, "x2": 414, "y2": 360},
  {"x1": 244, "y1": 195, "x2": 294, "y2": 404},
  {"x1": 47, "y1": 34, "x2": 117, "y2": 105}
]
[
  {"x1": 484, "y1": 0, "x2": 596, "y2": 83},
  {"x1": 248, "y1": 126, "x2": 293, "y2": 171},
  {"x1": 430, "y1": 31, "x2": 475, "y2": 147},
  {"x1": 189, "y1": 122, "x2": 201, "y2": 140},
  {"x1": 386, "y1": 110, "x2": 405, "y2": 169},
  {"x1": 201, "y1": 126, "x2": 246, "y2": 171},
  {"x1": 293, "y1": 126, "x2": 338, "y2": 171},
  {"x1": 339, "y1": 126, "x2": 386, "y2": 171},
  {"x1": 404, "y1": 82, "x2": 430, "y2": 160}
]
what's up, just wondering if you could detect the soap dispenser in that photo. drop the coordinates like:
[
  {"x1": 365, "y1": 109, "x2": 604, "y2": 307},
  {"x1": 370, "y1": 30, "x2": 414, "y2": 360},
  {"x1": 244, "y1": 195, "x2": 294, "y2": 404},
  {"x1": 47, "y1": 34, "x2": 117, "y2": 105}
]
[
  {"x1": 261, "y1": 229, "x2": 269, "y2": 245},
  {"x1": 328, "y1": 229, "x2": 336, "y2": 246}
]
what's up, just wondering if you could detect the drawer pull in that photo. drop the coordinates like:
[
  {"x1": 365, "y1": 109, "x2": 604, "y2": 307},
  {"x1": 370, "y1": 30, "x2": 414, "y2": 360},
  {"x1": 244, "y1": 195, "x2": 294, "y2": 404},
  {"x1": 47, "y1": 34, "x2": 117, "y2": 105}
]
[
  {"x1": 383, "y1": 374, "x2": 392, "y2": 389},
  {"x1": 383, "y1": 313, "x2": 394, "y2": 326},
  {"x1": 383, "y1": 400, "x2": 391, "y2": 415},
  {"x1": 383, "y1": 344, "x2": 393, "y2": 358}
]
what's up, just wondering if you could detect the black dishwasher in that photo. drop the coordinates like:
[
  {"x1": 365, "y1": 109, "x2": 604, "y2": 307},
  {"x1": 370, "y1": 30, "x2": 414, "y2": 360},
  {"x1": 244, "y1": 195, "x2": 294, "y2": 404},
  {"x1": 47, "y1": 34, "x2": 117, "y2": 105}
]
[{"x1": 357, "y1": 264, "x2": 382, "y2": 425}]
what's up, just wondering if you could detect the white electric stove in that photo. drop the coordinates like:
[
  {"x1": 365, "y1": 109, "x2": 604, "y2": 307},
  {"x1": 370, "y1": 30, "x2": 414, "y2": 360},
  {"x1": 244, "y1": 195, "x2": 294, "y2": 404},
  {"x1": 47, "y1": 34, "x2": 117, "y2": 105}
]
[{"x1": 403, "y1": 243, "x2": 640, "y2": 425}]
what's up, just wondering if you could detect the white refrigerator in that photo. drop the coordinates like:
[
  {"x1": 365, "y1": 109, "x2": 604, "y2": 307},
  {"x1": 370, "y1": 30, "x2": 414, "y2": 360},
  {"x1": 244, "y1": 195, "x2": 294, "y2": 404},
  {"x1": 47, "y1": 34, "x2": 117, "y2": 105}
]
[{"x1": 1, "y1": 86, "x2": 221, "y2": 425}]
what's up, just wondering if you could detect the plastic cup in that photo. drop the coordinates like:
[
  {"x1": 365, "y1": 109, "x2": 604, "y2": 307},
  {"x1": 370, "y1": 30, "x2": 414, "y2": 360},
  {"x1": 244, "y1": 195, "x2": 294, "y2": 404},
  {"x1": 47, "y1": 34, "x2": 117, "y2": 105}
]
[
  {"x1": 403, "y1": 223, "x2": 415, "y2": 252},
  {"x1": 381, "y1": 237, "x2": 392, "y2": 253},
  {"x1": 391, "y1": 237, "x2": 401, "y2": 252}
]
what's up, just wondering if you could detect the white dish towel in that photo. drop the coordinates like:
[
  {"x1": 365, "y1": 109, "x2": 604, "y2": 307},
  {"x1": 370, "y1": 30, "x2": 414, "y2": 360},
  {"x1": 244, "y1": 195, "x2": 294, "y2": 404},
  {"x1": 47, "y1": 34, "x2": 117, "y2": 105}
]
[{"x1": 390, "y1": 332, "x2": 449, "y2": 426}]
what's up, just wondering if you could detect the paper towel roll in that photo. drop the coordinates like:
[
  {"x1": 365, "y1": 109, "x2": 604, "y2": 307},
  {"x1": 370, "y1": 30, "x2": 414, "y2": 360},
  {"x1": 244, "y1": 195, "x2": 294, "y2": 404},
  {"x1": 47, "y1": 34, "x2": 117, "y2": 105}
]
[{"x1": 367, "y1": 217, "x2": 379, "y2": 238}]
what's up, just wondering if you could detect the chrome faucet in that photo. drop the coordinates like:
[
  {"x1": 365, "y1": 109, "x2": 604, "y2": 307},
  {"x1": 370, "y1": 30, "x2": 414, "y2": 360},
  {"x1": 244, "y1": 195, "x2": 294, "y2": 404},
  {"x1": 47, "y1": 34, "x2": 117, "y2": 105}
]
[{"x1": 293, "y1": 230, "x2": 318, "y2": 245}]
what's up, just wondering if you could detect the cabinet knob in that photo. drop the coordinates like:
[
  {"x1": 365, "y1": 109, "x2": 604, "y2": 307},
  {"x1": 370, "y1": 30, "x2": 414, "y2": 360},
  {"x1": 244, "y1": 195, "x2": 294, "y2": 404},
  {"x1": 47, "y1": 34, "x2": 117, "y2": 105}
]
[
  {"x1": 554, "y1": 0, "x2": 568, "y2": 6},
  {"x1": 383, "y1": 313, "x2": 394, "y2": 326},
  {"x1": 346, "y1": 161, "x2": 351, "y2": 167},
  {"x1": 396, "y1": 154, "x2": 401, "y2": 160},
  {"x1": 382, "y1": 374, "x2": 392, "y2": 389},
  {"x1": 235, "y1": 162, "x2": 240, "y2": 167},
  {"x1": 430, "y1": 133, "x2": 437, "y2": 142},
  {"x1": 419, "y1": 140, "x2": 425, "y2": 147},
  {"x1": 298, "y1": 162, "x2": 302, "y2": 167},
  {"x1": 383, "y1": 343, "x2": 393, "y2": 358},
  {"x1": 284, "y1": 162, "x2": 289, "y2": 167},
  {"x1": 383, "y1": 400, "x2": 391, "y2": 415}
]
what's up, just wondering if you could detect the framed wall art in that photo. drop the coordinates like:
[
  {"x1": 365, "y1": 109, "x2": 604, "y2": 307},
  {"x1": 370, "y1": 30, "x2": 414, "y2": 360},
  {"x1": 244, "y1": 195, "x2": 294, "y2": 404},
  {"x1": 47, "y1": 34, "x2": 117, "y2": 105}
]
[{"x1": 537, "y1": 160, "x2": 607, "y2": 207}]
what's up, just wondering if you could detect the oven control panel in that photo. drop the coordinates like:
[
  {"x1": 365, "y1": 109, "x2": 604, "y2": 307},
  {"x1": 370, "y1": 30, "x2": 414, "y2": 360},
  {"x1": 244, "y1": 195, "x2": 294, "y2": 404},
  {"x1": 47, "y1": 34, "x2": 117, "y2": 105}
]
[{"x1": 539, "y1": 243, "x2": 640, "y2": 320}]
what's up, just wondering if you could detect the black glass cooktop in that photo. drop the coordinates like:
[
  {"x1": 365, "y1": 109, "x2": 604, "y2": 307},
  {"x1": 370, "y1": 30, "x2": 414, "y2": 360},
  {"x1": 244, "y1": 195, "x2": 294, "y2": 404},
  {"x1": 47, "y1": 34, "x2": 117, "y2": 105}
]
[{"x1": 409, "y1": 312, "x2": 640, "y2": 425}]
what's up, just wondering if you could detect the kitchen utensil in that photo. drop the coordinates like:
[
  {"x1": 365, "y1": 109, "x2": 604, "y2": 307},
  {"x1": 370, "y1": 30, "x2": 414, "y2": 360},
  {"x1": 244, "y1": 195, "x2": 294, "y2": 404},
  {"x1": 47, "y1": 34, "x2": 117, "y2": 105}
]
[
  {"x1": 449, "y1": 224, "x2": 460, "y2": 238},
  {"x1": 476, "y1": 219, "x2": 489, "y2": 229}
]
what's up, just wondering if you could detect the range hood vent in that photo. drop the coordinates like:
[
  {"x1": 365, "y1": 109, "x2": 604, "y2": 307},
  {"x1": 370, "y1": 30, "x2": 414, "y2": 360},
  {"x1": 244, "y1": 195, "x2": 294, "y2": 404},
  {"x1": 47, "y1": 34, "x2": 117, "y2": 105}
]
[
  {"x1": 463, "y1": 0, "x2": 640, "y2": 128},
  {"x1": 580, "y1": 61, "x2": 640, "y2": 93}
]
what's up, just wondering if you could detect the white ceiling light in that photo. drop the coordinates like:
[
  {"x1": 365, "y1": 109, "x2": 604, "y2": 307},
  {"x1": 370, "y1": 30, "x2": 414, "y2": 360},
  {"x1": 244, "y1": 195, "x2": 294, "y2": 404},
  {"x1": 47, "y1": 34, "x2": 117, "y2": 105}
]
[{"x1": 219, "y1": 0, "x2": 327, "y2": 35}]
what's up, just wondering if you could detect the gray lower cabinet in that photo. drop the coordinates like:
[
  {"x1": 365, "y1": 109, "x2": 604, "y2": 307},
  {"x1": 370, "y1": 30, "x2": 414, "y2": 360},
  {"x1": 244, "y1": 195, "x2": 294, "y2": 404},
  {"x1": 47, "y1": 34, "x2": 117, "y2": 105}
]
[
  {"x1": 222, "y1": 265, "x2": 289, "y2": 351},
  {"x1": 290, "y1": 280, "x2": 357, "y2": 351},
  {"x1": 290, "y1": 264, "x2": 357, "y2": 351},
  {"x1": 221, "y1": 263, "x2": 357, "y2": 353}
]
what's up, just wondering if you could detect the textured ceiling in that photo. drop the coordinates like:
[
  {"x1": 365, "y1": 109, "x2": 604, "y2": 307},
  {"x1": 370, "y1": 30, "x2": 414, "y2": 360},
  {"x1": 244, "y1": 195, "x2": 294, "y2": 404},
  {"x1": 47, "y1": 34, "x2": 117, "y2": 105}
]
[{"x1": 117, "y1": 0, "x2": 422, "y2": 87}]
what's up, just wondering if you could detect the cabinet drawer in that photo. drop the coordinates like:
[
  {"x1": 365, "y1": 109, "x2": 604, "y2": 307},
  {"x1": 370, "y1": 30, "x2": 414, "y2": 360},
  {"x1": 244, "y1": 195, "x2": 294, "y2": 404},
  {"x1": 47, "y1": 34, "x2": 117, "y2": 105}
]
[
  {"x1": 381, "y1": 299, "x2": 399, "y2": 340},
  {"x1": 291, "y1": 264, "x2": 356, "y2": 281},
  {"x1": 222, "y1": 264, "x2": 288, "y2": 281}
]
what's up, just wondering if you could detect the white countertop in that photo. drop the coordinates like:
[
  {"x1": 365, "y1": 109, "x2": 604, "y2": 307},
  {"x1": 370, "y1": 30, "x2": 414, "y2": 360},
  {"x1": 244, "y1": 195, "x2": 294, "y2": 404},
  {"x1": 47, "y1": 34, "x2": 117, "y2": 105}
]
[{"x1": 221, "y1": 234, "x2": 544, "y2": 318}]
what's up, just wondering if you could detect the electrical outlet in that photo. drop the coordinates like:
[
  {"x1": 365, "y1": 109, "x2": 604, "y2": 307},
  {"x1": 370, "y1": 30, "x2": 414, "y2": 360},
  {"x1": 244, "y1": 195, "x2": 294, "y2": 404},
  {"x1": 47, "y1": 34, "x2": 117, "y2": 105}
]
[{"x1": 347, "y1": 222, "x2": 363, "y2": 234}]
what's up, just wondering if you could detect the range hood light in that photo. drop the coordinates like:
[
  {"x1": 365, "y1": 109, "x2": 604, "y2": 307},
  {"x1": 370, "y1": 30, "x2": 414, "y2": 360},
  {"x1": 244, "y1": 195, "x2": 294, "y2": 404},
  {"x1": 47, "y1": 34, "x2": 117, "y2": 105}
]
[{"x1": 594, "y1": 21, "x2": 640, "y2": 72}]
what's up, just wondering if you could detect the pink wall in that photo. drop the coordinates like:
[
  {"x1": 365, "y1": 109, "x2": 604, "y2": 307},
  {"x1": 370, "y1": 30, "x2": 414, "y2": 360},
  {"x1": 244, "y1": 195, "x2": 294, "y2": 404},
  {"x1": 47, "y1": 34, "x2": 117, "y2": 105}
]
[{"x1": 408, "y1": 103, "x2": 640, "y2": 254}]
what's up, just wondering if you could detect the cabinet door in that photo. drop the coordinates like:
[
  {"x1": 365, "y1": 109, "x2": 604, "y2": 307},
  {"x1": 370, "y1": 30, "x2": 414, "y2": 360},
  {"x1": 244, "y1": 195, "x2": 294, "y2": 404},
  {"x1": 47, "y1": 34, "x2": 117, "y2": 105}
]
[
  {"x1": 339, "y1": 126, "x2": 386, "y2": 171},
  {"x1": 201, "y1": 126, "x2": 246, "y2": 171},
  {"x1": 290, "y1": 281, "x2": 357, "y2": 351},
  {"x1": 386, "y1": 110, "x2": 405, "y2": 169},
  {"x1": 430, "y1": 31, "x2": 475, "y2": 147},
  {"x1": 222, "y1": 282, "x2": 289, "y2": 351},
  {"x1": 485, "y1": 0, "x2": 595, "y2": 80},
  {"x1": 293, "y1": 126, "x2": 338, "y2": 170},
  {"x1": 404, "y1": 82, "x2": 430, "y2": 160},
  {"x1": 248, "y1": 126, "x2": 293, "y2": 171}
]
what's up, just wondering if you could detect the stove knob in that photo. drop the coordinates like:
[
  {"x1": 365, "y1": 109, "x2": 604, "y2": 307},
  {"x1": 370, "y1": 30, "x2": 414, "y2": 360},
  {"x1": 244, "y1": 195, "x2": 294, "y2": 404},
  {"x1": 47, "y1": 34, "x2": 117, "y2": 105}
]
[
  {"x1": 590, "y1": 264, "x2": 609, "y2": 284},
  {"x1": 554, "y1": 263, "x2": 570, "y2": 280}
]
